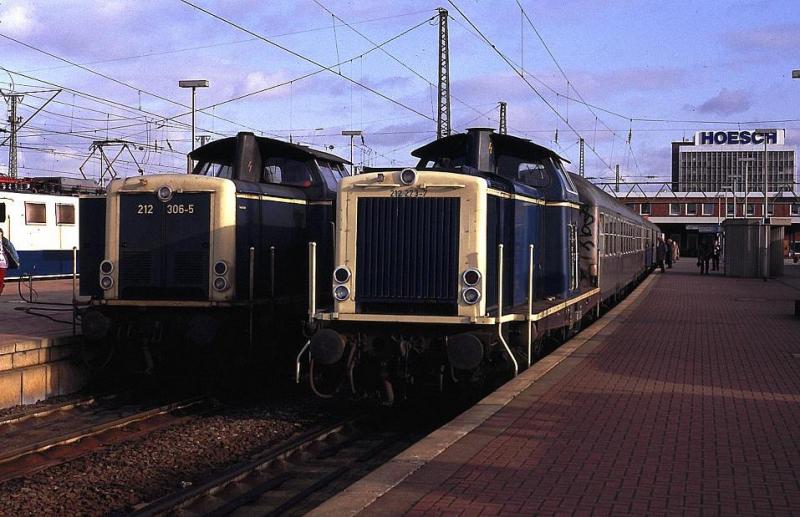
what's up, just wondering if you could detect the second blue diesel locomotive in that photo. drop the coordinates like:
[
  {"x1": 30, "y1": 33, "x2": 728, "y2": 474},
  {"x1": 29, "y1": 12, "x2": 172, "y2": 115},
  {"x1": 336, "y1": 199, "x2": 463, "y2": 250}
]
[{"x1": 303, "y1": 128, "x2": 659, "y2": 401}]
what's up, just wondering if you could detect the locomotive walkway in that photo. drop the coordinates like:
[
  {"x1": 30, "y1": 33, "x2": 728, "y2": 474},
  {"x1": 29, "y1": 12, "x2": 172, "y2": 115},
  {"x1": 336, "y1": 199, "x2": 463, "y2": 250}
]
[{"x1": 313, "y1": 260, "x2": 800, "y2": 516}]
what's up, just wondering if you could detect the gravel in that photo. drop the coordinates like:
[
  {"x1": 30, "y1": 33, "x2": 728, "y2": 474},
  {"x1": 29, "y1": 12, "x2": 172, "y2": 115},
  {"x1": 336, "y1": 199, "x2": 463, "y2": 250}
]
[{"x1": 0, "y1": 393, "x2": 339, "y2": 516}]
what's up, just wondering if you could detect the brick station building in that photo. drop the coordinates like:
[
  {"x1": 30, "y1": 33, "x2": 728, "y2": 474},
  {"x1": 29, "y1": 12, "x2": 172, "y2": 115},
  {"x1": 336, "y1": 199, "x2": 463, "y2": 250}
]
[
  {"x1": 612, "y1": 192, "x2": 800, "y2": 257},
  {"x1": 600, "y1": 129, "x2": 800, "y2": 257}
]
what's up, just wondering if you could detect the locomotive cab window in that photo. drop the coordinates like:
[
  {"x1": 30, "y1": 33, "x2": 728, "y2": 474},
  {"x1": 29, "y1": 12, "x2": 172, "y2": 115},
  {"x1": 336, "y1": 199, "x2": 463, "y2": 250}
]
[
  {"x1": 516, "y1": 162, "x2": 550, "y2": 188},
  {"x1": 418, "y1": 155, "x2": 466, "y2": 171},
  {"x1": 556, "y1": 160, "x2": 578, "y2": 194},
  {"x1": 263, "y1": 157, "x2": 314, "y2": 188},
  {"x1": 25, "y1": 202, "x2": 47, "y2": 224},
  {"x1": 195, "y1": 161, "x2": 233, "y2": 179},
  {"x1": 317, "y1": 160, "x2": 342, "y2": 192}
]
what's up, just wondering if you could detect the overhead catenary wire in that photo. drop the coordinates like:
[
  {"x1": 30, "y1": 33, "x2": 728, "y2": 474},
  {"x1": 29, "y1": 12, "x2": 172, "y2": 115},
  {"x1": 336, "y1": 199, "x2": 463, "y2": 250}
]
[
  {"x1": 445, "y1": 1, "x2": 616, "y2": 172},
  {"x1": 311, "y1": 1, "x2": 499, "y2": 126},
  {"x1": 20, "y1": 9, "x2": 434, "y2": 75},
  {"x1": 200, "y1": 15, "x2": 436, "y2": 111},
  {"x1": 178, "y1": 0, "x2": 435, "y2": 122},
  {"x1": 0, "y1": 33, "x2": 260, "y2": 135}
]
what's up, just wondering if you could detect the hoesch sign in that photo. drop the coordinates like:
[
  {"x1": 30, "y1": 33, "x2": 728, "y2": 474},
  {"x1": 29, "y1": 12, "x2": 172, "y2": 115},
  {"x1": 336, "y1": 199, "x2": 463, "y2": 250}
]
[{"x1": 694, "y1": 130, "x2": 783, "y2": 146}]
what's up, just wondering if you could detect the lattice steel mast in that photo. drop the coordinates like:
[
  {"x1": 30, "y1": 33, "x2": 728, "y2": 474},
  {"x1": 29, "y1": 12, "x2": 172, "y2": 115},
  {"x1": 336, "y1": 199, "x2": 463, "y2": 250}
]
[
  {"x1": 437, "y1": 8, "x2": 451, "y2": 139},
  {"x1": 5, "y1": 93, "x2": 22, "y2": 178},
  {"x1": 499, "y1": 101, "x2": 507, "y2": 135}
]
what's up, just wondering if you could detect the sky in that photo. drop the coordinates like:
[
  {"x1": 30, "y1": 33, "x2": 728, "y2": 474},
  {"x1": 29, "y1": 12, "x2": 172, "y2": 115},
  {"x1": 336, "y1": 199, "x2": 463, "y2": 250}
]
[{"x1": 1, "y1": 0, "x2": 800, "y2": 185}]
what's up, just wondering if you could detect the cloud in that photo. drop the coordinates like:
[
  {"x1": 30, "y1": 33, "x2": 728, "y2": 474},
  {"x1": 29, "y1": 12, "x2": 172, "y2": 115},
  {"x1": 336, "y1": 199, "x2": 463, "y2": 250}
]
[
  {"x1": 0, "y1": 4, "x2": 39, "y2": 36},
  {"x1": 725, "y1": 23, "x2": 800, "y2": 52},
  {"x1": 243, "y1": 71, "x2": 292, "y2": 97},
  {"x1": 695, "y1": 88, "x2": 751, "y2": 115}
]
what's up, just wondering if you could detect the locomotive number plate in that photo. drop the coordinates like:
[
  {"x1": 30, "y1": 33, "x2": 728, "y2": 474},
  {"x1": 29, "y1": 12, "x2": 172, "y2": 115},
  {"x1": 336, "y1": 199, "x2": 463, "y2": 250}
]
[
  {"x1": 166, "y1": 203, "x2": 195, "y2": 214},
  {"x1": 390, "y1": 188, "x2": 426, "y2": 198}
]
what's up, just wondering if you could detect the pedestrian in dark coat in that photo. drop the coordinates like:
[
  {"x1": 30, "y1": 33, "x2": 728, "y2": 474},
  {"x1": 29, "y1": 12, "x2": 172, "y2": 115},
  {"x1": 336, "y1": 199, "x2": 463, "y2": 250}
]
[
  {"x1": 656, "y1": 237, "x2": 667, "y2": 273},
  {"x1": 697, "y1": 237, "x2": 712, "y2": 275},
  {"x1": 711, "y1": 238, "x2": 721, "y2": 271},
  {"x1": 665, "y1": 239, "x2": 674, "y2": 269}
]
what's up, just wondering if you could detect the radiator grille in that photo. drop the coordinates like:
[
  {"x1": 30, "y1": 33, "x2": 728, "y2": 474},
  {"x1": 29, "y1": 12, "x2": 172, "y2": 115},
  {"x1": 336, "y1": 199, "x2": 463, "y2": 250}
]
[
  {"x1": 174, "y1": 251, "x2": 206, "y2": 284},
  {"x1": 119, "y1": 250, "x2": 153, "y2": 285},
  {"x1": 355, "y1": 197, "x2": 459, "y2": 311}
]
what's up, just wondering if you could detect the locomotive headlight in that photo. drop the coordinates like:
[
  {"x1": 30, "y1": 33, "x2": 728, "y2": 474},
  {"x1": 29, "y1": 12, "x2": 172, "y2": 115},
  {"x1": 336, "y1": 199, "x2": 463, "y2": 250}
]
[
  {"x1": 214, "y1": 260, "x2": 228, "y2": 276},
  {"x1": 399, "y1": 168, "x2": 417, "y2": 186},
  {"x1": 99, "y1": 275, "x2": 114, "y2": 290},
  {"x1": 462, "y1": 268, "x2": 481, "y2": 286},
  {"x1": 333, "y1": 285, "x2": 350, "y2": 301},
  {"x1": 462, "y1": 287, "x2": 481, "y2": 305},
  {"x1": 213, "y1": 276, "x2": 229, "y2": 291},
  {"x1": 157, "y1": 185, "x2": 173, "y2": 202},
  {"x1": 99, "y1": 260, "x2": 114, "y2": 275},
  {"x1": 333, "y1": 266, "x2": 351, "y2": 284}
]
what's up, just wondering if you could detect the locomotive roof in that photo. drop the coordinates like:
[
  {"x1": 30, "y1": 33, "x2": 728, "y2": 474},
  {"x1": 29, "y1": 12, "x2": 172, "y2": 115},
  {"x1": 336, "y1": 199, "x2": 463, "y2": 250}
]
[
  {"x1": 411, "y1": 131, "x2": 570, "y2": 164},
  {"x1": 189, "y1": 132, "x2": 349, "y2": 165}
]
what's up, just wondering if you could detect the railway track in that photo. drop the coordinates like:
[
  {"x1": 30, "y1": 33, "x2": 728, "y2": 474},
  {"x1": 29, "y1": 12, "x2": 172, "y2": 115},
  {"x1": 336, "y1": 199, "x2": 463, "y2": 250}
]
[
  {"x1": 0, "y1": 395, "x2": 207, "y2": 484},
  {"x1": 131, "y1": 412, "x2": 430, "y2": 517}
]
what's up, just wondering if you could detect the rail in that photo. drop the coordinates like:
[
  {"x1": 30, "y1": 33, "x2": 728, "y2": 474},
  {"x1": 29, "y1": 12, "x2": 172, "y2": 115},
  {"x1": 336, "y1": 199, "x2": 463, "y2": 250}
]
[
  {"x1": 0, "y1": 397, "x2": 206, "y2": 484},
  {"x1": 131, "y1": 417, "x2": 362, "y2": 517}
]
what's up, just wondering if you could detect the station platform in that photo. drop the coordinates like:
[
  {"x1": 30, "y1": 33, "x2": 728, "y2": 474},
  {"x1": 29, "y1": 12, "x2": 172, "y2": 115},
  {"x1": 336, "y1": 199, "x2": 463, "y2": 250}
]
[
  {"x1": 0, "y1": 279, "x2": 85, "y2": 408},
  {"x1": 313, "y1": 260, "x2": 800, "y2": 516}
]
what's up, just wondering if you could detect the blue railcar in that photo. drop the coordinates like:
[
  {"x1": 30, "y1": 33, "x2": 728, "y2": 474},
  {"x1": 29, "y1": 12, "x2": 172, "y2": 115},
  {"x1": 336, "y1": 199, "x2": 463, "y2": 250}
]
[{"x1": 0, "y1": 186, "x2": 88, "y2": 280}]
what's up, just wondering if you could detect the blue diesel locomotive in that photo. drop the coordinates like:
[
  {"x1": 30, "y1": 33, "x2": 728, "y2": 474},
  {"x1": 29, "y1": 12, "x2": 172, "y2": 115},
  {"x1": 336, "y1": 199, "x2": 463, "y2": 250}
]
[
  {"x1": 80, "y1": 132, "x2": 348, "y2": 370},
  {"x1": 302, "y1": 128, "x2": 658, "y2": 402}
]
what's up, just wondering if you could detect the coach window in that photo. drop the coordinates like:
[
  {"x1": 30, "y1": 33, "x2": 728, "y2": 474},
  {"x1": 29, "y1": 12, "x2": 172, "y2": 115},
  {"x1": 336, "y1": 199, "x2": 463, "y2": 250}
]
[
  {"x1": 517, "y1": 162, "x2": 550, "y2": 188},
  {"x1": 669, "y1": 203, "x2": 680, "y2": 215},
  {"x1": 726, "y1": 201, "x2": 735, "y2": 216},
  {"x1": 25, "y1": 202, "x2": 46, "y2": 225},
  {"x1": 263, "y1": 157, "x2": 313, "y2": 187},
  {"x1": 56, "y1": 204, "x2": 75, "y2": 225},
  {"x1": 701, "y1": 203, "x2": 714, "y2": 216},
  {"x1": 640, "y1": 203, "x2": 651, "y2": 215},
  {"x1": 791, "y1": 203, "x2": 800, "y2": 216},
  {"x1": 685, "y1": 203, "x2": 697, "y2": 216},
  {"x1": 746, "y1": 203, "x2": 756, "y2": 216}
]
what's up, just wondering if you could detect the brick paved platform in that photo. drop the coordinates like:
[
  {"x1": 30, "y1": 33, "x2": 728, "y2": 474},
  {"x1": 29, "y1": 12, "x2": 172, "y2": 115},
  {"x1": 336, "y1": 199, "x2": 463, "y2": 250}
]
[
  {"x1": 313, "y1": 260, "x2": 800, "y2": 516},
  {"x1": 0, "y1": 278, "x2": 78, "y2": 346},
  {"x1": 0, "y1": 279, "x2": 86, "y2": 408}
]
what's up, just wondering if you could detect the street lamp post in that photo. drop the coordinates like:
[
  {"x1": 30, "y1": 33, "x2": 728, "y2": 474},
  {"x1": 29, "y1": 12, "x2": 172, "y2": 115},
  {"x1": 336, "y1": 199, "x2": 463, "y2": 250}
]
[
  {"x1": 179, "y1": 79, "x2": 209, "y2": 172},
  {"x1": 739, "y1": 157, "x2": 754, "y2": 217},
  {"x1": 341, "y1": 130, "x2": 362, "y2": 175}
]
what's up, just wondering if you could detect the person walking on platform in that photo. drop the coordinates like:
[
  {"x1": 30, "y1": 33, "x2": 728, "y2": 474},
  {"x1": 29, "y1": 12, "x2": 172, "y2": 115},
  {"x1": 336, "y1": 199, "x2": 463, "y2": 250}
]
[
  {"x1": 711, "y1": 238, "x2": 721, "y2": 271},
  {"x1": 665, "y1": 239, "x2": 674, "y2": 269},
  {"x1": 697, "y1": 237, "x2": 712, "y2": 275},
  {"x1": 656, "y1": 237, "x2": 667, "y2": 273},
  {"x1": 672, "y1": 239, "x2": 681, "y2": 262},
  {"x1": 0, "y1": 228, "x2": 20, "y2": 295}
]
